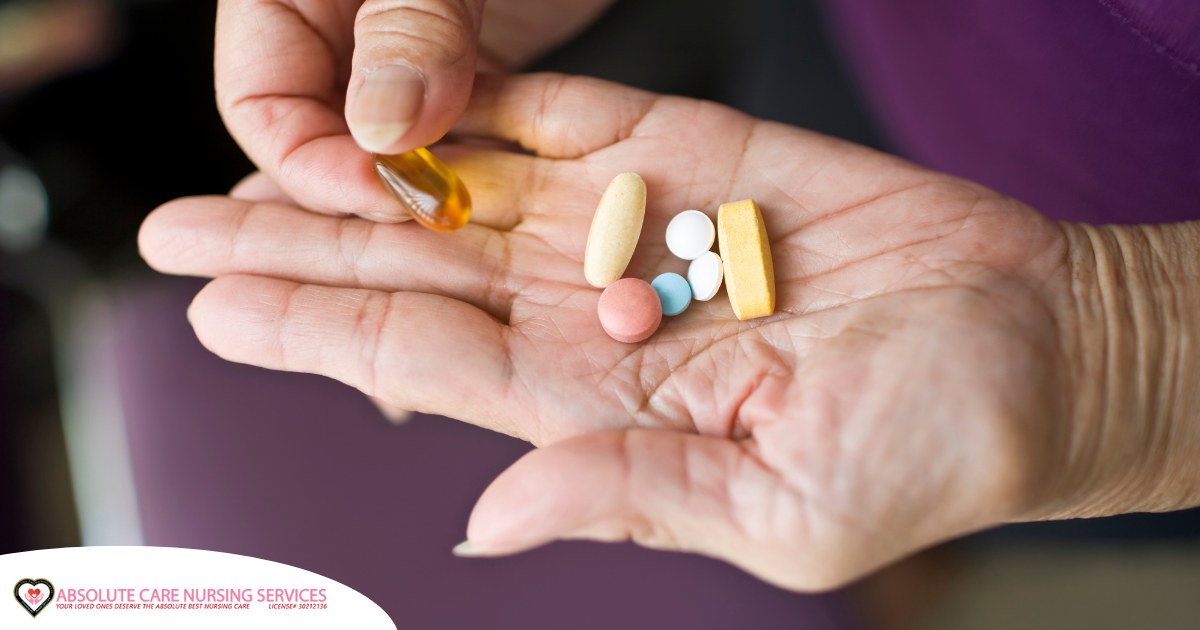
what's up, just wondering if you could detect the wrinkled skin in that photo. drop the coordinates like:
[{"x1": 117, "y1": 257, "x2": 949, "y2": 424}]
[
  {"x1": 141, "y1": 73, "x2": 1084, "y2": 590},
  {"x1": 215, "y1": 0, "x2": 613, "y2": 216}
]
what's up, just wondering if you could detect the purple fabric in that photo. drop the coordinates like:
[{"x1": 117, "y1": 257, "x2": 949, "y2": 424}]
[
  {"x1": 824, "y1": 0, "x2": 1200, "y2": 224},
  {"x1": 111, "y1": 276, "x2": 855, "y2": 629}
]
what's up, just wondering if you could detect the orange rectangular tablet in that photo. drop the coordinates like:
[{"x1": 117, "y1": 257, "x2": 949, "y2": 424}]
[{"x1": 717, "y1": 199, "x2": 775, "y2": 320}]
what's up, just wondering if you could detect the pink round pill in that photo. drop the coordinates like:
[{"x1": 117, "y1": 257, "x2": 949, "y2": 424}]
[{"x1": 597, "y1": 278, "x2": 662, "y2": 343}]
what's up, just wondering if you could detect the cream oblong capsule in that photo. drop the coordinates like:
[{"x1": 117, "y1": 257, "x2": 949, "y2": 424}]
[
  {"x1": 717, "y1": 199, "x2": 775, "y2": 320},
  {"x1": 584, "y1": 172, "x2": 646, "y2": 288}
]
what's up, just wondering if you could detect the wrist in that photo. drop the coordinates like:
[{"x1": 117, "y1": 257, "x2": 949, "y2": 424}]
[{"x1": 1052, "y1": 221, "x2": 1200, "y2": 519}]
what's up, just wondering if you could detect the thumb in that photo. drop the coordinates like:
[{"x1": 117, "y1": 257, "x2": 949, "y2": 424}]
[
  {"x1": 346, "y1": 0, "x2": 486, "y2": 154},
  {"x1": 456, "y1": 429, "x2": 831, "y2": 591}
]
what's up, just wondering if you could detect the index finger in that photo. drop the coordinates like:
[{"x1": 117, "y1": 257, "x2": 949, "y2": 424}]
[
  {"x1": 455, "y1": 73, "x2": 659, "y2": 159},
  {"x1": 214, "y1": 0, "x2": 404, "y2": 219}
]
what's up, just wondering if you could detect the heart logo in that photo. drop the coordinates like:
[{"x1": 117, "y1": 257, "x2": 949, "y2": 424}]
[{"x1": 14, "y1": 578, "x2": 55, "y2": 618}]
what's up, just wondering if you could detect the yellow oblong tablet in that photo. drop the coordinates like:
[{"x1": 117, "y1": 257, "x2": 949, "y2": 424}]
[
  {"x1": 717, "y1": 199, "x2": 775, "y2": 320},
  {"x1": 584, "y1": 172, "x2": 647, "y2": 288}
]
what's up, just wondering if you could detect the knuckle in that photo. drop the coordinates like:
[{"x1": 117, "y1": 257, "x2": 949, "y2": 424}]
[{"x1": 355, "y1": 0, "x2": 477, "y2": 62}]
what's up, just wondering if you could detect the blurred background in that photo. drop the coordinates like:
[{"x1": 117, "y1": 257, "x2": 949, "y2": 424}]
[{"x1": 1, "y1": 0, "x2": 1198, "y2": 628}]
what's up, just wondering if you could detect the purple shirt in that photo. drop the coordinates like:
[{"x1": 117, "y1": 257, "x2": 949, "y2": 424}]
[{"x1": 824, "y1": 0, "x2": 1200, "y2": 224}]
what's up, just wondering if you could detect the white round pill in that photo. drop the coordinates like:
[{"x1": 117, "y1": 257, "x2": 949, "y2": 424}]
[
  {"x1": 665, "y1": 210, "x2": 715, "y2": 260},
  {"x1": 687, "y1": 251, "x2": 724, "y2": 301}
]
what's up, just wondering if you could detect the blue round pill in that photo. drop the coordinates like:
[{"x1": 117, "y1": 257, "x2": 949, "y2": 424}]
[{"x1": 651, "y1": 272, "x2": 692, "y2": 316}]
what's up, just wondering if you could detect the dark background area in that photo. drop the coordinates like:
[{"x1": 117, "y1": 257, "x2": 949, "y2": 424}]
[{"x1": 0, "y1": 0, "x2": 254, "y2": 266}]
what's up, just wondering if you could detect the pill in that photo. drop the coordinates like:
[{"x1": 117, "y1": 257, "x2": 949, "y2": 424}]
[
  {"x1": 597, "y1": 278, "x2": 662, "y2": 343},
  {"x1": 665, "y1": 210, "x2": 715, "y2": 260},
  {"x1": 584, "y1": 172, "x2": 646, "y2": 288},
  {"x1": 717, "y1": 199, "x2": 775, "y2": 320},
  {"x1": 687, "y1": 251, "x2": 724, "y2": 301},
  {"x1": 373, "y1": 148, "x2": 471, "y2": 231},
  {"x1": 651, "y1": 272, "x2": 692, "y2": 316}
]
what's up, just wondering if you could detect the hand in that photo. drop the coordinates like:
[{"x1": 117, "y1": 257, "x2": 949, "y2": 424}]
[
  {"x1": 140, "y1": 73, "x2": 1192, "y2": 590},
  {"x1": 215, "y1": 0, "x2": 614, "y2": 220}
]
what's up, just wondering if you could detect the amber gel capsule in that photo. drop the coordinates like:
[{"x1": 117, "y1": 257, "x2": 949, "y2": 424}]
[{"x1": 372, "y1": 148, "x2": 472, "y2": 231}]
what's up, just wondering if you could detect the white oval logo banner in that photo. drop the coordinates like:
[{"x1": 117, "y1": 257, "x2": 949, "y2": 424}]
[{"x1": 1, "y1": 547, "x2": 395, "y2": 628}]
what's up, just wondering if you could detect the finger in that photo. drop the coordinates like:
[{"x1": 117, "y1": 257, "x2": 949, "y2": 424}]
[
  {"x1": 434, "y1": 144, "x2": 549, "y2": 230},
  {"x1": 458, "y1": 429, "x2": 837, "y2": 591},
  {"x1": 229, "y1": 171, "x2": 295, "y2": 204},
  {"x1": 369, "y1": 395, "x2": 414, "y2": 424},
  {"x1": 215, "y1": 0, "x2": 409, "y2": 219},
  {"x1": 163, "y1": 143, "x2": 543, "y2": 232},
  {"x1": 455, "y1": 73, "x2": 660, "y2": 158},
  {"x1": 476, "y1": 0, "x2": 616, "y2": 69},
  {"x1": 345, "y1": 0, "x2": 487, "y2": 154},
  {"x1": 188, "y1": 275, "x2": 520, "y2": 430},
  {"x1": 139, "y1": 195, "x2": 518, "y2": 320}
]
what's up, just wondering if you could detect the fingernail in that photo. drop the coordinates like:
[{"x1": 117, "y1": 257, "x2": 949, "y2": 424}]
[
  {"x1": 348, "y1": 64, "x2": 425, "y2": 153},
  {"x1": 185, "y1": 303, "x2": 195, "y2": 325},
  {"x1": 451, "y1": 541, "x2": 492, "y2": 558},
  {"x1": 369, "y1": 395, "x2": 414, "y2": 425}
]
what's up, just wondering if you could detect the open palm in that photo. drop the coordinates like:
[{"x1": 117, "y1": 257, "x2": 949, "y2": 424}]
[{"x1": 141, "y1": 73, "x2": 1085, "y2": 590}]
